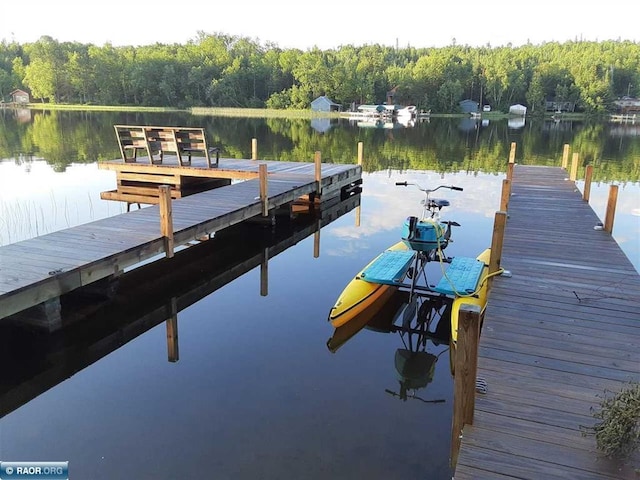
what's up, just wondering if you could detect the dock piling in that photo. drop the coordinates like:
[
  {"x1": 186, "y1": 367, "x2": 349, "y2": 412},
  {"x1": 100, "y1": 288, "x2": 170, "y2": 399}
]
[
  {"x1": 508, "y1": 142, "x2": 516, "y2": 164},
  {"x1": 562, "y1": 144, "x2": 570, "y2": 169},
  {"x1": 159, "y1": 185, "x2": 174, "y2": 258},
  {"x1": 489, "y1": 211, "x2": 507, "y2": 278},
  {"x1": 570, "y1": 153, "x2": 579, "y2": 181},
  {"x1": 357, "y1": 142, "x2": 364, "y2": 166},
  {"x1": 259, "y1": 164, "x2": 268, "y2": 216},
  {"x1": 315, "y1": 151, "x2": 322, "y2": 192},
  {"x1": 252, "y1": 138, "x2": 258, "y2": 160},
  {"x1": 500, "y1": 179, "x2": 511, "y2": 212},
  {"x1": 505, "y1": 143, "x2": 516, "y2": 182},
  {"x1": 451, "y1": 304, "x2": 482, "y2": 470},
  {"x1": 583, "y1": 165, "x2": 593, "y2": 202},
  {"x1": 604, "y1": 184, "x2": 619, "y2": 233}
]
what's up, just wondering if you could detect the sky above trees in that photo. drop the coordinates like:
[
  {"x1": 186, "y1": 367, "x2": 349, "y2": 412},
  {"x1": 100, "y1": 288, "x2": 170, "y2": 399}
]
[{"x1": 5, "y1": 0, "x2": 640, "y2": 50}]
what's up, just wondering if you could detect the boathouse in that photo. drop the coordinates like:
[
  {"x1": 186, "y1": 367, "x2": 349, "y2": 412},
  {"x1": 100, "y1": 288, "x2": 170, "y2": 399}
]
[
  {"x1": 459, "y1": 99, "x2": 479, "y2": 114},
  {"x1": 310, "y1": 96, "x2": 342, "y2": 112},
  {"x1": 508, "y1": 104, "x2": 527, "y2": 116}
]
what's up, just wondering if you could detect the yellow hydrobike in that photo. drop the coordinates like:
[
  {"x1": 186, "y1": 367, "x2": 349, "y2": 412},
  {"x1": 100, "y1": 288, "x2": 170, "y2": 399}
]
[{"x1": 328, "y1": 181, "x2": 499, "y2": 352}]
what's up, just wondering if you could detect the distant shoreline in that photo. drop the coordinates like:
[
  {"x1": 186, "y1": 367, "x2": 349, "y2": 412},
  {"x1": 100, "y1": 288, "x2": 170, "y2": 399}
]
[{"x1": 14, "y1": 104, "x2": 603, "y2": 120}]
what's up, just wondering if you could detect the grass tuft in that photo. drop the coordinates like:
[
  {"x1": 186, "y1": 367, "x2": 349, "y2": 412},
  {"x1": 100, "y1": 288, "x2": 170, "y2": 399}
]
[{"x1": 581, "y1": 382, "x2": 640, "y2": 459}]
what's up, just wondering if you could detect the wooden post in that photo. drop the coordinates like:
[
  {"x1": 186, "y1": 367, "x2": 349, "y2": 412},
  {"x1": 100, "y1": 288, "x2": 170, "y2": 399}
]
[
  {"x1": 159, "y1": 185, "x2": 174, "y2": 258},
  {"x1": 489, "y1": 211, "x2": 507, "y2": 278},
  {"x1": 314, "y1": 151, "x2": 322, "y2": 195},
  {"x1": 259, "y1": 163, "x2": 268, "y2": 216},
  {"x1": 562, "y1": 144, "x2": 570, "y2": 169},
  {"x1": 604, "y1": 185, "x2": 619, "y2": 233},
  {"x1": 251, "y1": 138, "x2": 258, "y2": 160},
  {"x1": 508, "y1": 142, "x2": 516, "y2": 164},
  {"x1": 583, "y1": 165, "x2": 593, "y2": 202},
  {"x1": 450, "y1": 304, "x2": 482, "y2": 470},
  {"x1": 166, "y1": 297, "x2": 179, "y2": 362},
  {"x1": 505, "y1": 143, "x2": 516, "y2": 182},
  {"x1": 500, "y1": 179, "x2": 511, "y2": 212},
  {"x1": 357, "y1": 141, "x2": 364, "y2": 166},
  {"x1": 570, "y1": 152, "x2": 579, "y2": 181},
  {"x1": 260, "y1": 248, "x2": 268, "y2": 296},
  {"x1": 355, "y1": 205, "x2": 361, "y2": 227}
]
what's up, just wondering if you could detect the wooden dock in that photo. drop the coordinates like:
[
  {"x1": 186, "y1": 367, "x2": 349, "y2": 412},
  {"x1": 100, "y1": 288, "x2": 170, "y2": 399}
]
[
  {"x1": 0, "y1": 156, "x2": 361, "y2": 321},
  {"x1": 454, "y1": 166, "x2": 640, "y2": 479}
]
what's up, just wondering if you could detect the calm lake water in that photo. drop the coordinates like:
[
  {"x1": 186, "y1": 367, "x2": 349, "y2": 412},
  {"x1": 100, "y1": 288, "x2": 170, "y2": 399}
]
[{"x1": 0, "y1": 111, "x2": 638, "y2": 479}]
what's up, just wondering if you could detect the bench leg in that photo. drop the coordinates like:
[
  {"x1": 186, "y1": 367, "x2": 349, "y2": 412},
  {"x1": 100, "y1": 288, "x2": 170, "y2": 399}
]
[
  {"x1": 207, "y1": 149, "x2": 220, "y2": 168},
  {"x1": 123, "y1": 147, "x2": 138, "y2": 163},
  {"x1": 149, "y1": 150, "x2": 163, "y2": 164}
]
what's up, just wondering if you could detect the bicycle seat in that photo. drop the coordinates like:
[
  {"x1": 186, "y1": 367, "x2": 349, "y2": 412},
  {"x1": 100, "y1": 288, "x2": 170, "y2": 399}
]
[{"x1": 431, "y1": 199, "x2": 450, "y2": 208}]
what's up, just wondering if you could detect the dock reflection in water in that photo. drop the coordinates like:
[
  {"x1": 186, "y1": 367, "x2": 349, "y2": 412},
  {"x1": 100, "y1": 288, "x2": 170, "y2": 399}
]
[{"x1": 0, "y1": 193, "x2": 360, "y2": 419}]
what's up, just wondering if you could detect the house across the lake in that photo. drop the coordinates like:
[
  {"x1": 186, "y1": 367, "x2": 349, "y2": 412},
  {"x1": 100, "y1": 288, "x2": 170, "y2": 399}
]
[
  {"x1": 311, "y1": 96, "x2": 342, "y2": 112},
  {"x1": 545, "y1": 100, "x2": 576, "y2": 113},
  {"x1": 613, "y1": 96, "x2": 640, "y2": 114},
  {"x1": 9, "y1": 89, "x2": 30, "y2": 104}
]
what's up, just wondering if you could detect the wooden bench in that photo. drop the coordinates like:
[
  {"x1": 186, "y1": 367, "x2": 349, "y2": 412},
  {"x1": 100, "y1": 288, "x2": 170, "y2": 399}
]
[{"x1": 114, "y1": 125, "x2": 220, "y2": 167}]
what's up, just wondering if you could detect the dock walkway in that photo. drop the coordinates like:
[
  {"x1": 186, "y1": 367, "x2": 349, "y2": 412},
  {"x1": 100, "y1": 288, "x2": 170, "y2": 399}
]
[
  {"x1": 454, "y1": 166, "x2": 640, "y2": 479},
  {"x1": 0, "y1": 158, "x2": 361, "y2": 320}
]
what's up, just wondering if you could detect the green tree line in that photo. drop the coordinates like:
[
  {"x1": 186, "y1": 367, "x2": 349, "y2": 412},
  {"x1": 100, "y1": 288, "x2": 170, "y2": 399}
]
[{"x1": 1, "y1": 33, "x2": 639, "y2": 113}]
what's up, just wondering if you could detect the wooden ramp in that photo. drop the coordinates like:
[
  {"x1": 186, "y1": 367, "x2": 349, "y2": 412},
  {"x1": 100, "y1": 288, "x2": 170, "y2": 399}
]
[
  {"x1": 455, "y1": 166, "x2": 640, "y2": 479},
  {"x1": 0, "y1": 160, "x2": 361, "y2": 320}
]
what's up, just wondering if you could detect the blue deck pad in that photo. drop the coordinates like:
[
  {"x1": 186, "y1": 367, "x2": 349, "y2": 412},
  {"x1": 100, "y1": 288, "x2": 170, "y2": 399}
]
[
  {"x1": 359, "y1": 250, "x2": 417, "y2": 285},
  {"x1": 433, "y1": 256, "x2": 485, "y2": 296}
]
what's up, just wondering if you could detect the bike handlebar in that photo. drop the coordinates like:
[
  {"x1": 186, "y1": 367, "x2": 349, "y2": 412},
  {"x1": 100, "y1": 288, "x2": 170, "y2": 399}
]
[{"x1": 395, "y1": 182, "x2": 463, "y2": 192}]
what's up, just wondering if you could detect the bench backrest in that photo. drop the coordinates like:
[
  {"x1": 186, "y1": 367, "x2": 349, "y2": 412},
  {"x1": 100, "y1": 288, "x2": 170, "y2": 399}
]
[
  {"x1": 175, "y1": 128, "x2": 208, "y2": 152},
  {"x1": 145, "y1": 128, "x2": 179, "y2": 154},
  {"x1": 114, "y1": 125, "x2": 148, "y2": 159},
  {"x1": 114, "y1": 125, "x2": 212, "y2": 165}
]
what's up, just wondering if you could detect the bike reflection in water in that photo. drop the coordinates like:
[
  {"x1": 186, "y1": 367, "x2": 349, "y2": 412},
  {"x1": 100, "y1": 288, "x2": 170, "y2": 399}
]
[{"x1": 327, "y1": 289, "x2": 452, "y2": 404}]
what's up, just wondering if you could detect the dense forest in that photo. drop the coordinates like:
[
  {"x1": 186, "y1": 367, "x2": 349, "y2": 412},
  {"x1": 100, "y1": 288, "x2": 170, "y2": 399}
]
[{"x1": 1, "y1": 33, "x2": 639, "y2": 113}]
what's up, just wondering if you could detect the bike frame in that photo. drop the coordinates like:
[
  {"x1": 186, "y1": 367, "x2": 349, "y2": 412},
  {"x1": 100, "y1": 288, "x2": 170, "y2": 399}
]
[{"x1": 395, "y1": 181, "x2": 463, "y2": 299}]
